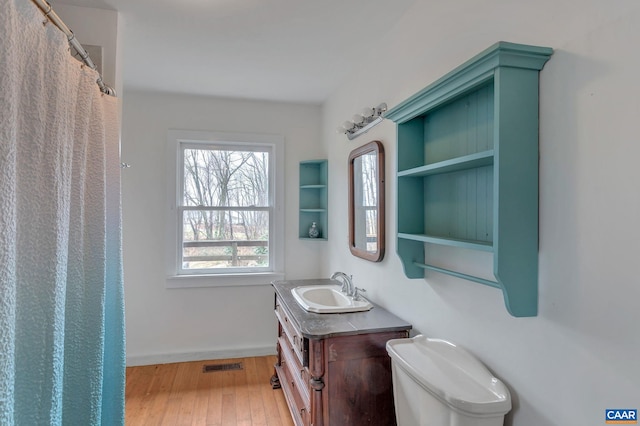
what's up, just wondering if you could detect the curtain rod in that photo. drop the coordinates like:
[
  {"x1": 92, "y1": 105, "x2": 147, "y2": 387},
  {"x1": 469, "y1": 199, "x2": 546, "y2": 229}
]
[{"x1": 30, "y1": 0, "x2": 117, "y2": 97}]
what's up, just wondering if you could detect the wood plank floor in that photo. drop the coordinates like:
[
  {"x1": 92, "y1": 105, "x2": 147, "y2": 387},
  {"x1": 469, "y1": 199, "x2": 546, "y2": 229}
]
[{"x1": 125, "y1": 355, "x2": 295, "y2": 426}]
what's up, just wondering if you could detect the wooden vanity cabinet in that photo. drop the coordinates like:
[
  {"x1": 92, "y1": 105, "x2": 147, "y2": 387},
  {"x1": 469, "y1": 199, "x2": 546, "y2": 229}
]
[{"x1": 272, "y1": 282, "x2": 411, "y2": 426}]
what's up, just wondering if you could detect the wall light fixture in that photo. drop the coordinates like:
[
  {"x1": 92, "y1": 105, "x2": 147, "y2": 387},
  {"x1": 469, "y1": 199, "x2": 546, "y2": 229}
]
[{"x1": 337, "y1": 103, "x2": 387, "y2": 140}]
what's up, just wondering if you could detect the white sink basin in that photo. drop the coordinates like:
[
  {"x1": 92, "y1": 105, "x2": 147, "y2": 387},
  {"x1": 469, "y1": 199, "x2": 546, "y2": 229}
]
[{"x1": 291, "y1": 285, "x2": 373, "y2": 314}]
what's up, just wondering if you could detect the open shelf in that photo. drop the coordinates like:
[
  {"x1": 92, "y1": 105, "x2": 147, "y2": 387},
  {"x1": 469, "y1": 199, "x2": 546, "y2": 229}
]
[
  {"x1": 398, "y1": 233, "x2": 494, "y2": 252},
  {"x1": 386, "y1": 41, "x2": 553, "y2": 317},
  {"x1": 398, "y1": 150, "x2": 494, "y2": 177},
  {"x1": 299, "y1": 160, "x2": 328, "y2": 240},
  {"x1": 300, "y1": 184, "x2": 327, "y2": 189}
]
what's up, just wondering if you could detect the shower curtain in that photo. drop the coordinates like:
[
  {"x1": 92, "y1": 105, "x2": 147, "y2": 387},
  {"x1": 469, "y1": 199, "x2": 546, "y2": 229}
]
[{"x1": 0, "y1": 1, "x2": 125, "y2": 425}]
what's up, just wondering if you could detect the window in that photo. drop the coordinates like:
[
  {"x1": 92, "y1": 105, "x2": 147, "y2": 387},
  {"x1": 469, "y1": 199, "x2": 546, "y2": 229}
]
[{"x1": 166, "y1": 130, "x2": 284, "y2": 287}]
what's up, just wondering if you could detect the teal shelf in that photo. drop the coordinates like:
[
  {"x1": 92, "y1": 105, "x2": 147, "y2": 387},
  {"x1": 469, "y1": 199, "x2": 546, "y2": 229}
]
[
  {"x1": 386, "y1": 41, "x2": 553, "y2": 317},
  {"x1": 299, "y1": 160, "x2": 328, "y2": 240},
  {"x1": 398, "y1": 233, "x2": 493, "y2": 252},
  {"x1": 300, "y1": 185, "x2": 327, "y2": 189},
  {"x1": 397, "y1": 150, "x2": 494, "y2": 177}
]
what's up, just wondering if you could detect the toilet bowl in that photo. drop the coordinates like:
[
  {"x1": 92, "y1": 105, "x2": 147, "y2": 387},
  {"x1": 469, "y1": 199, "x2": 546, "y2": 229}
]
[{"x1": 386, "y1": 335, "x2": 511, "y2": 426}]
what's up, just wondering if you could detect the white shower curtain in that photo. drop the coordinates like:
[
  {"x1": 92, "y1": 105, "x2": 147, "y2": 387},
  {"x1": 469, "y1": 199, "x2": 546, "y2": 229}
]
[{"x1": 0, "y1": 1, "x2": 125, "y2": 425}]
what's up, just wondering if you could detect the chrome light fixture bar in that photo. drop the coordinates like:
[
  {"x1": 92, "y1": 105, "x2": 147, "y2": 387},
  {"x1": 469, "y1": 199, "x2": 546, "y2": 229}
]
[{"x1": 337, "y1": 103, "x2": 387, "y2": 140}]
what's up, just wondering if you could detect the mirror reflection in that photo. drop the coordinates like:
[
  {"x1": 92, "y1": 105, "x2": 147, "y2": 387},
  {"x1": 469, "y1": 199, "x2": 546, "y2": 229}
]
[
  {"x1": 349, "y1": 141, "x2": 385, "y2": 262},
  {"x1": 354, "y1": 152, "x2": 378, "y2": 252}
]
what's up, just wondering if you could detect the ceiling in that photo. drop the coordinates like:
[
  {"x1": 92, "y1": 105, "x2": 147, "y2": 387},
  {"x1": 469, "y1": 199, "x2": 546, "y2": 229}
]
[{"x1": 55, "y1": 0, "x2": 416, "y2": 104}]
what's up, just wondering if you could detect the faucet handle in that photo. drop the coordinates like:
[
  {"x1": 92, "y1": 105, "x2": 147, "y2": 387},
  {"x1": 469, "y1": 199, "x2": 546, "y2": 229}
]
[{"x1": 353, "y1": 287, "x2": 366, "y2": 301}]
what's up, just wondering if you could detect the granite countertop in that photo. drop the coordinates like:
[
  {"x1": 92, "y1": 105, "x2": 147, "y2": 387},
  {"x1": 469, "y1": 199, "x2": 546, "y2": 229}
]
[{"x1": 272, "y1": 279, "x2": 412, "y2": 339}]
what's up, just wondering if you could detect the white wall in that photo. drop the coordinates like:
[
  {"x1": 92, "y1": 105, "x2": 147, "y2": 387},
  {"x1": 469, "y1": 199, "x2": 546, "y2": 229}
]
[
  {"x1": 322, "y1": 1, "x2": 640, "y2": 425},
  {"x1": 121, "y1": 92, "x2": 323, "y2": 365}
]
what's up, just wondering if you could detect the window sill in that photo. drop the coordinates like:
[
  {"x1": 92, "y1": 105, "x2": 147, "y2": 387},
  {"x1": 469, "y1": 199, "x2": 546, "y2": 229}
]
[{"x1": 165, "y1": 272, "x2": 285, "y2": 289}]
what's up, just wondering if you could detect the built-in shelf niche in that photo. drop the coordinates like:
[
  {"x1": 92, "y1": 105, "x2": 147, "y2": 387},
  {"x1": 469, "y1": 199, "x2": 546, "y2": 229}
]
[
  {"x1": 299, "y1": 160, "x2": 328, "y2": 240},
  {"x1": 386, "y1": 41, "x2": 553, "y2": 317}
]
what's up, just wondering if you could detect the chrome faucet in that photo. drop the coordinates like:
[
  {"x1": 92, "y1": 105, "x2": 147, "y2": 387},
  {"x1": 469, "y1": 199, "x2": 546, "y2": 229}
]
[{"x1": 331, "y1": 271, "x2": 355, "y2": 297}]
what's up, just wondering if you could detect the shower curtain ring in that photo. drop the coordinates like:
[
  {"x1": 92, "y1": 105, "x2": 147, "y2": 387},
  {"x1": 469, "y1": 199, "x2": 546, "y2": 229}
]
[{"x1": 42, "y1": 4, "x2": 52, "y2": 26}]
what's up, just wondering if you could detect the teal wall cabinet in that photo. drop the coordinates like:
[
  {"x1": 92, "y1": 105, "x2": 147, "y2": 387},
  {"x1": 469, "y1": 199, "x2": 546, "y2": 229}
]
[
  {"x1": 299, "y1": 160, "x2": 328, "y2": 240},
  {"x1": 385, "y1": 42, "x2": 553, "y2": 317}
]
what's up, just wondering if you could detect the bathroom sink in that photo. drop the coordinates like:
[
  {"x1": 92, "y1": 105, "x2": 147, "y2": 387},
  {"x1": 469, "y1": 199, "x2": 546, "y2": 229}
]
[{"x1": 291, "y1": 285, "x2": 373, "y2": 314}]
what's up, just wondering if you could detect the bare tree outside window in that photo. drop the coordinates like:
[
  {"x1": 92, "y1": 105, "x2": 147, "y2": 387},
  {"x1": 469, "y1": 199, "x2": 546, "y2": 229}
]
[
  {"x1": 181, "y1": 146, "x2": 270, "y2": 270},
  {"x1": 360, "y1": 152, "x2": 378, "y2": 252}
]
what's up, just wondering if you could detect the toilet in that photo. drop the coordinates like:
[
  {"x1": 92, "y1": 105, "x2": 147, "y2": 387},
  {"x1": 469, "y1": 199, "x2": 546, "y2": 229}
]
[{"x1": 386, "y1": 335, "x2": 511, "y2": 426}]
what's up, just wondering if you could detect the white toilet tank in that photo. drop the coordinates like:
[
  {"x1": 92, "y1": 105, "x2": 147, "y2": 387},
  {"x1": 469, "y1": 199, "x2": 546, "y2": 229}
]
[{"x1": 386, "y1": 335, "x2": 511, "y2": 426}]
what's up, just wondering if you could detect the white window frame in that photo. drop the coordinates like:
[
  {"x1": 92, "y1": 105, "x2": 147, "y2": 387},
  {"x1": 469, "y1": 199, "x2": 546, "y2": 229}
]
[{"x1": 166, "y1": 129, "x2": 285, "y2": 288}]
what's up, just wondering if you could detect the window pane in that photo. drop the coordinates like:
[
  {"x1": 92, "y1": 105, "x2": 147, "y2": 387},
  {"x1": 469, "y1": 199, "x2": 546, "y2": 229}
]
[
  {"x1": 361, "y1": 151, "x2": 377, "y2": 206},
  {"x1": 366, "y1": 209, "x2": 377, "y2": 252},
  {"x1": 183, "y1": 148, "x2": 269, "y2": 207},
  {"x1": 182, "y1": 209, "x2": 269, "y2": 270}
]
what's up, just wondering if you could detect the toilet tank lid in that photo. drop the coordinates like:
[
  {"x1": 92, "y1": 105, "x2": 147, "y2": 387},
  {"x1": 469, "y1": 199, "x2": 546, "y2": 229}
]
[{"x1": 386, "y1": 335, "x2": 511, "y2": 416}]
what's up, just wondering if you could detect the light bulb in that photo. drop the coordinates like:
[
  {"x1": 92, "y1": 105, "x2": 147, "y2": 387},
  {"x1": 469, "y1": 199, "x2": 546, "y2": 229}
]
[
  {"x1": 361, "y1": 107, "x2": 375, "y2": 118},
  {"x1": 342, "y1": 121, "x2": 356, "y2": 131},
  {"x1": 352, "y1": 114, "x2": 365, "y2": 125}
]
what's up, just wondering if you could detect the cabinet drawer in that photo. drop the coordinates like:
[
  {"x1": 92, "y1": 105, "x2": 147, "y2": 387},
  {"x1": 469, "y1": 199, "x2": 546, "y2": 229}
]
[
  {"x1": 277, "y1": 335, "x2": 310, "y2": 425},
  {"x1": 275, "y1": 300, "x2": 308, "y2": 365},
  {"x1": 275, "y1": 364, "x2": 310, "y2": 426},
  {"x1": 278, "y1": 336, "x2": 310, "y2": 405}
]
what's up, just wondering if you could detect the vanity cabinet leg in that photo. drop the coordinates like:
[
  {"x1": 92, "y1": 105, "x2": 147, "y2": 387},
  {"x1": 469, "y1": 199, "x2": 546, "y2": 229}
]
[
  {"x1": 309, "y1": 339, "x2": 325, "y2": 425},
  {"x1": 270, "y1": 372, "x2": 281, "y2": 389},
  {"x1": 272, "y1": 334, "x2": 283, "y2": 389}
]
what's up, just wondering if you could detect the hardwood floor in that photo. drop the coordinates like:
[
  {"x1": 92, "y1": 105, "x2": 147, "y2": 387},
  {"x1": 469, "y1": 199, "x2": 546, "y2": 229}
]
[{"x1": 125, "y1": 355, "x2": 295, "y2": 426}]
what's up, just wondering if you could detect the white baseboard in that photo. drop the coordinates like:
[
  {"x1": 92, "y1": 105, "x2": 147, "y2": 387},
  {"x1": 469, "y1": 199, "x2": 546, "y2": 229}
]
[{"x1": 126, "y1": 345, "x2": 277, "y2": 367}]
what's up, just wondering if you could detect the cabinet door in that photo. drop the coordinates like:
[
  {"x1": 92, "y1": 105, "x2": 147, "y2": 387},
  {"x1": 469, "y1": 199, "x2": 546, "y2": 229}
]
[{"x1": 323, "y1": 332, "x2": 403, "y2": 426}]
